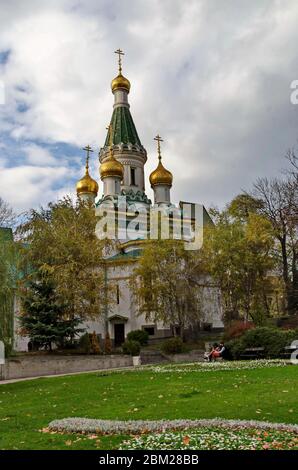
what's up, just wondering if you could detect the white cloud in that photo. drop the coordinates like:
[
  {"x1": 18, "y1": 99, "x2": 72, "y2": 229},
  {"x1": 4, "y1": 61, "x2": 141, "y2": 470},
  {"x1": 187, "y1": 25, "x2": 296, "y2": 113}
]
[
  {"x1": 0, "y1": 0, "x2": 298, "y2": 211},
  {"x1": 0, "y1": 165, "x2": 71, "y2": 211},
  {"x1": 23, "y1": 144, "x2": 57, "y2": 165}
]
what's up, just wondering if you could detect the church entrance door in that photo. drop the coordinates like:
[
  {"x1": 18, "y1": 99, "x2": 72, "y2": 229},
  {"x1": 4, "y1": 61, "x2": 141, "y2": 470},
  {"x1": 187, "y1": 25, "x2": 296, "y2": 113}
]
[{"x1": 114, "y1": 323, "x2": 125, "y2": 347}]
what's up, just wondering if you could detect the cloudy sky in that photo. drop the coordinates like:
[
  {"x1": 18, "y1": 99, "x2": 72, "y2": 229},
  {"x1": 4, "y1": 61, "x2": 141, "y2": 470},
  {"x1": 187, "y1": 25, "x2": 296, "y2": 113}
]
[{"x1": 0, "y1": 0, "x2": 297, "y2": 212}]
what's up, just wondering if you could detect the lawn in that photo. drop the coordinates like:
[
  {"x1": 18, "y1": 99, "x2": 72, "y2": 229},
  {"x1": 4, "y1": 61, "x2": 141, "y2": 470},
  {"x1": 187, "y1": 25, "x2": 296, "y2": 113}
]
[{"x1": 0, "y1": 362, "x2": 297, "y2": 450}]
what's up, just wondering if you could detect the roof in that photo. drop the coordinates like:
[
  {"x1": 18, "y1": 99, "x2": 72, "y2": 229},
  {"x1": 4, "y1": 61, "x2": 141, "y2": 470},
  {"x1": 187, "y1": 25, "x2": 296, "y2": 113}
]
[
  {"x1": 105, "y1": 106, "x2": 142, "y2": 146},
  {"x1": 107, "y1": 249, "x2": 142, "y2": 262}
]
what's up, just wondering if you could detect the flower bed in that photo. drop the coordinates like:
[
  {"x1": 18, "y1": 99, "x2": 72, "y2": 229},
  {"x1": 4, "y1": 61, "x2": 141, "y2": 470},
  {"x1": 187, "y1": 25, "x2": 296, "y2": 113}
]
[
  {"x1": 147, "y1": 359, "x2": 291, "y2": 374},
  {"x1": 91, "y1": 359, "x2": 291, "y2": 379},
  {"x1": 120, "y1": 427, "x2": 298, "y2": 450},
  {"x1": 48, "y1": 417, "x2": 298, "y2": 435}
]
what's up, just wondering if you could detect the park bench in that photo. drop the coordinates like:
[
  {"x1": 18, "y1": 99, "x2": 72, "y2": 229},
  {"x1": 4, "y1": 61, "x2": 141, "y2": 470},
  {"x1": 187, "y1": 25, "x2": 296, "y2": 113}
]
[
  {"x1": 240, "y1": 347, "x2": 265, "y2": 360},
  {"x1": 240, "y1": 345, "x2": 297, "y2": 360},
  {"x1": 279, "y1": 345, "x2": 297, "y2": 359}
]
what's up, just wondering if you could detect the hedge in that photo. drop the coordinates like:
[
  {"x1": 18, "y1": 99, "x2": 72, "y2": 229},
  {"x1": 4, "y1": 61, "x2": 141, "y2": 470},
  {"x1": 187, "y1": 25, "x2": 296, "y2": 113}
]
[{"x1": 225, "y1": 327, "x2": 298, "y2": 359}]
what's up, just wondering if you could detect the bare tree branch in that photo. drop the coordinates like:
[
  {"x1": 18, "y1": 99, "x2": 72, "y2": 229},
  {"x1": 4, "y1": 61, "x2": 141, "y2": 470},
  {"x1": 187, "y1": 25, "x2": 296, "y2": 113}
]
[{"x1": 0, "y1": 197, "x2": 15, "y2": 228}]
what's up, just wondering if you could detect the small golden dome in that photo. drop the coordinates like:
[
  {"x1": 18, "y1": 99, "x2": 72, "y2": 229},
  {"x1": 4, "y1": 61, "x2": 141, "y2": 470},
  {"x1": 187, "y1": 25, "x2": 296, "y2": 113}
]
[
  {"x1": 111, "y1": 73, "x2": 131, "y2": 93},
  {"x1": 76, "y1": 170, "x2": 99, "y2": 196},
  {"x1": 100, "y1": 155, "x2": 124, "y2": 180},
  {"x1": 150, "y1": 161, "x2": 173, "y2": 187}
]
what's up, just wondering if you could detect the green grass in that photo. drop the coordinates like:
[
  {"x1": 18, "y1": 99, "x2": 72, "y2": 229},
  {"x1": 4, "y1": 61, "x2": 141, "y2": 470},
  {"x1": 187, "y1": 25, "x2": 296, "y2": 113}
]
[{"x1": 0, "y1": 365, "x2": 297, "y2": 450}]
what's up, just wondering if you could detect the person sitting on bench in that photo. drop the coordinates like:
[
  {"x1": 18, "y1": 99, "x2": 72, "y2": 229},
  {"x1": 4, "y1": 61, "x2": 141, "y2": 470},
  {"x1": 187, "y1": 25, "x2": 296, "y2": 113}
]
[{"x1": 205, "y1": 343, "x2": 225, "y2": 361}]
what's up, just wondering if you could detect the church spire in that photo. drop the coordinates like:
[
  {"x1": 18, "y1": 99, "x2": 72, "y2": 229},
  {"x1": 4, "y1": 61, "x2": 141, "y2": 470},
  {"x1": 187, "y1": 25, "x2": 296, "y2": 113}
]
[
  {"x1": 105, "y1": 49, "x2": 140, "y2": 147},
  {"x1": 111, "y1": 48, "x2": 131, "y2": 94},
  {"x1": 99, "y1": 50, "x2": 148, "y2": 203}
]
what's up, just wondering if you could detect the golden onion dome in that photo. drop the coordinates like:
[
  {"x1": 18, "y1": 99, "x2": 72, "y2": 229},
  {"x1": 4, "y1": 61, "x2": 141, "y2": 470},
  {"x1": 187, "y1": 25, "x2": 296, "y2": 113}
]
[
  {"x1": 111, "y1": 73, "x2": 131, "y2": 93},
  {"x1": 76, "y1": 169, "x2": 99, "y2": 196},
  {"x1": 100, "y1": 154, "x2": 124, "y2": 180},
  {"x1": 150, "y1": 161, "x2": 173, "y2": 187}
]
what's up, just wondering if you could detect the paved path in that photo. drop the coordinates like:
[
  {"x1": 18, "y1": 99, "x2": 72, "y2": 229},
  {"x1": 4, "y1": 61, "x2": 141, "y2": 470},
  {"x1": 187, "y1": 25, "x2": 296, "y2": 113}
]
[{"x1": 0, "y1": 365, "x2": 137, "y2": 385}]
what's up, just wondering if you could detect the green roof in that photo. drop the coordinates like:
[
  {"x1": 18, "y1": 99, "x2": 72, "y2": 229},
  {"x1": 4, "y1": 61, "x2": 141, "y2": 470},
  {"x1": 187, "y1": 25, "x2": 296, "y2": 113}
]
[
  {"x1": 108, "y1": 249, "x2": 142, "y2": 261},
  {"x1": 105, "y1": 106, "x2": 142, "y2": 147}
]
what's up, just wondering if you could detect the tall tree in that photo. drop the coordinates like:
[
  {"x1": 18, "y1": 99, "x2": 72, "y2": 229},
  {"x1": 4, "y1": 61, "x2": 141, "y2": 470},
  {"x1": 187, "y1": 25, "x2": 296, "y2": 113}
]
[
  {"x1": 252, "y1": 175, "x2": 297, "y2": 313},
  {"x1": 285, "y1": 148, "x2": 298, "y2": 184},
  {"x1": 18, "y1": 197, "x2": 111, "y2": 322},
  {"x1": 203, "y1": 206, "x2": 277, "y2": 323},
  {"x1": 131, "y1": 240, "x2": 204, "y2": 339},
  {"x1": 0, "y1": 228, "x2": 17, "y2": 354}
]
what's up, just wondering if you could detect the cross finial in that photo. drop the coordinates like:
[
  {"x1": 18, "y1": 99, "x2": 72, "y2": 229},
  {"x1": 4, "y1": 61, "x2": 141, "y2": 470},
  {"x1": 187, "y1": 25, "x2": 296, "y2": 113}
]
[
  {"x1": 106, "y1": 124, "x2": 113, "y2": 147},
  {"x1": 83, "y1": 145, "x2": 93, "y2": 170},
  {"x1": 154, "y1": 134, "x2": 163, "y2": 161},
  {"x1": 106, "y1": 124, "x2": 114, "y2": 156},
  {"x1": 114, "y1": 48, "x2": 124, "y2": 74}
]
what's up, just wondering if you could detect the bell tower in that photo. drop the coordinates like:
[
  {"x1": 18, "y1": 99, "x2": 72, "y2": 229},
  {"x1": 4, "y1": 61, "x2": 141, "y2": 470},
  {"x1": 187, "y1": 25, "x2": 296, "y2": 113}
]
[{"x1": 99, "y1": 50, "x2": 150, "y2": 207}]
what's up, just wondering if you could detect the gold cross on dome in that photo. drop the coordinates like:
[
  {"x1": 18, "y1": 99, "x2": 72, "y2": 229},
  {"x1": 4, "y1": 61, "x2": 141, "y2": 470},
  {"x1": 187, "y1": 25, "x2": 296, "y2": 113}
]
[
  {"x1": 106, "y1": 124, "x2": 114, "y2": 148},
  {"x1": 83, "y1": 145, "x2": 93, "y2": 169},
  {"x1": 154, "y1": 134, "x2": 163, "y2": 160},
  {"x1": 114, "y1": 48, "x2": 124, "y2": 74}
]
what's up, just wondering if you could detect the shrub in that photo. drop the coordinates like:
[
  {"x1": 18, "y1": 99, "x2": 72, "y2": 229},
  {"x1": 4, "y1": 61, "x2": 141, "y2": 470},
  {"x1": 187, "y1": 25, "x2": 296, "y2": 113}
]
[
  {"x1": 161, "y1": 337, "x2": 185, "y2": 354},
  {"x1": 122, "y1": 340, "x2": 141, "y2": 356},
  {"x1": 91, "y1": 331, "x2": 101, "y2": 354},
  {"x1": 127, "y1": 329, "x2": 149, "y2": 346},
  {"x1": 250, "y1": 308, "x2": 270, "y2": 327},
  {"x1": 2, "y1": 339, "x2": 13, "y2": 357},
  {"x1": 225, "y1": 338, "x2": 244, "y2": 359},
  {"x1": 79, "y1": 333, "x2": 91, "y2": 354},
  {"x1": 224, "y1": 321, "x2": 255, "y2": 341},
  {"x1": 226, "y1": 327, "x2": 297, "y2": 359},
  {"x1": 104, "y1": 332, "x2": 112, "y2": 355}
]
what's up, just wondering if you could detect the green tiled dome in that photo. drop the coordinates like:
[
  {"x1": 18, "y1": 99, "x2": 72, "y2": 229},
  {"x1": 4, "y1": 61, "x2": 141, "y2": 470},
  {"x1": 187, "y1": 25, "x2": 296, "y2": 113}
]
[{"x1": 105, "y1": 107, "x2": 141, "y2": 147}]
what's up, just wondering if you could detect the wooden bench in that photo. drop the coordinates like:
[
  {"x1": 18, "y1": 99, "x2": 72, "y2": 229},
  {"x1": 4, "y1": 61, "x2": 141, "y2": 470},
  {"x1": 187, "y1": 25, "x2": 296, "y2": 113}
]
[
  {"x1": 241, "y1": 345, "x2": 296, "y2": 360},
  {"x1": 279, "y1": 345, "x2": 297, "y2": 359},
  {"x1": 240, "y1": 347, "x2": 265, "y2": 360}
]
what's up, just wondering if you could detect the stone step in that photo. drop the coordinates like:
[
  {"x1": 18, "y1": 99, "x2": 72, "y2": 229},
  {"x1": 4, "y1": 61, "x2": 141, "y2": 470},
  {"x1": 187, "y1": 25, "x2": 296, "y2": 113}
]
[{"x1": 140, "y1": 350, "x2": 169, "y2": 365}]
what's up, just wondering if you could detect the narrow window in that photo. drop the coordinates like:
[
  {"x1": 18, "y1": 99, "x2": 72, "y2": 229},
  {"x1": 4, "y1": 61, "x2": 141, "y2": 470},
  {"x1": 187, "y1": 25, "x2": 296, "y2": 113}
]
[
  {"x1": 130, "y1": 167, "x2": 136, "y2": 186},
  {"x1": 116, "y1": 284, "x2": 120, "y2": 304}
]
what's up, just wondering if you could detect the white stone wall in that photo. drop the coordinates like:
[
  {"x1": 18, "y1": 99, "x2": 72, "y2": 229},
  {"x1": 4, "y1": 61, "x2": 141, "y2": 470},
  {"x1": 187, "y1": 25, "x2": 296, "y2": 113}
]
[{"x1": 1, "y1": 355, "x2": 132, "y2": 380}]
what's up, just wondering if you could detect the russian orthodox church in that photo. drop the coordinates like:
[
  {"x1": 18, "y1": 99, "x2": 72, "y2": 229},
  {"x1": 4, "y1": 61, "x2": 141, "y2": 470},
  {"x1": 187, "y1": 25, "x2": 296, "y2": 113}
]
[
  {"x1": 13, "y1": 51, "x2": 223, "y2": 351},
  {"x1": 74, "y1": 50, "x2": 223, "y2": 347}
]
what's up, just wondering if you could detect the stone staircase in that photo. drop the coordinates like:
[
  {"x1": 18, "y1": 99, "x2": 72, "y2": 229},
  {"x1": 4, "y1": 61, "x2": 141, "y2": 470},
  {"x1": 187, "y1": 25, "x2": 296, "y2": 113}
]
[
  {"x1": 140, "y1": 350, "x2": 169, "y2": 365},
  {"x1": 140, "y1": 349, "x2": 206, "y2": 365}
]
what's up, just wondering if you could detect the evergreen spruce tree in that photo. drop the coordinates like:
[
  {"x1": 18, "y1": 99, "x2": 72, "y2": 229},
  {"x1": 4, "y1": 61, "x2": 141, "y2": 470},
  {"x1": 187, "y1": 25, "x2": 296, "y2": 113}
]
[{"x1": 20, "y1": 279, "x2": 83, "y2": 351}]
